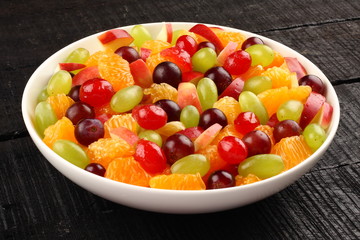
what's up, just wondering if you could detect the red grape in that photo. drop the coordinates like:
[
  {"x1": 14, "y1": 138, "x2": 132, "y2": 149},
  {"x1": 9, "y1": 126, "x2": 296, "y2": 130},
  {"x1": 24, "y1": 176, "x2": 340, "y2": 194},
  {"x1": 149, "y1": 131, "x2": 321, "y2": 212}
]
[
  {"x1": 207, "y1": 170, "x2": 235, "y2": 189},
  {"x1": 241, "y1": 37, "x2": 264, "y2": 50},
  {"x1": 204, "y1": 66, "x2": 232, "y2": 94},
  {"x1": 115, "y1": 46, "x2": 140, "y2": 63},
  {"x1": 68, "y1": 85, "x2": 80, "y2": 102},
  {"x1": 273, "y1": 120, "x2": 302, "y2": 143},
  {"x1": 199, "y1": 108, "x2": 228, "y2": 130},
  {"x1": 153, "y1": 61, "x2": 182, "y2": 88},
  {"x1": 65, "y1": 102, "x2": 95, "y2": 125},
  {"x1": 75, "y1": 118, "x2": 104, "y2": 146},
  {"x1": 85, "y1": 163, "x2": 106, "y2": 177},
  {"x1": 197, "y1": 41, "x2": 216, "y2": 52},
  {"x1": 299, "y1": 74, "x2": 325, "y2": 95},
  {"x1": 154, "y1": 99, "x2": 181, "y2": 122}
]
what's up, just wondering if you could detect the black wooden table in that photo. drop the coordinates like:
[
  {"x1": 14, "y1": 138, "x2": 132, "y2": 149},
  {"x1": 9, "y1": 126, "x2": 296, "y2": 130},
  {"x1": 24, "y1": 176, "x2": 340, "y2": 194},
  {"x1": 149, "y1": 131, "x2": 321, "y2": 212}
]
[{"x1": 1, "y1": 0, "x2": 360, "y2": 239}]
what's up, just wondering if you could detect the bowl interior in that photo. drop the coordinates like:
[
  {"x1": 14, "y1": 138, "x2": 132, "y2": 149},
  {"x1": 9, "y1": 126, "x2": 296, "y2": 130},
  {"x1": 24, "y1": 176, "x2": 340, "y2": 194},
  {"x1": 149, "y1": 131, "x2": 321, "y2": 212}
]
[{"x1": 22, "y1": 22, "x2": 340, "y2": 214}]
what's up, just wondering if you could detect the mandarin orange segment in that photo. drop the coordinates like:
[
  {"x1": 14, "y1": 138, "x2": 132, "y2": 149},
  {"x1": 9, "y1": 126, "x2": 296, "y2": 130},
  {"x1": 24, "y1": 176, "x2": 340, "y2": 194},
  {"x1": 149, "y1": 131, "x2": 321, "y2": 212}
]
[
  {"x1": 257, "y1": 86, "x2": 289, "y2": 116},
  {"x1": 104, "y1": 113, "x2": 139, "y2": 138},
  {"x1": 261, "y1": 66, "x2": 292, "y2": 89},
  {"x1": 146, "y1": 52, "x2": 167, "y2": 73},
  {"x1": 46, "y1": 93, "x2": 75, "y2": 119},
  {"x1": 198, "y1": 144, "x2": 228, "y2": 182},
  {"x1": 238, "y1": 65, "x2": 264, "y2": 80},
  {"x1": 149, "y1": 173, "x2": 206, "y2": 190},
  {"x1": 212, "y1": 124, "x2": 243, "y2": 145},
  {"x1": 87, "y1": 137, "x2": 134, "y2": 168},
  {"x1": 216, "y1": 31, "x2": 246, "y2": 50},
  {"x1": 288, "y1": 86, "x2": 312, "y2": 103},
  {"x1": 235, "y1": 174, "x2": 261, "y2": 186},
  {"x1": 143, "y1": 83, "x2": 178, "y2": 103},
  {"x1": 98, "y1": 51, "x2": 134, "y2": 91},
  {"x1": 85, "y1": 49, "x2": 114, "y2": 67},
  {"x1": 105, "y1": 156, "x2": 151, "y2": 187},
  {"x1": 213, "y1": 96, "x2": 241, "y2": 124},
  {"x1": 254, "y1": 124, "x2": 275, "y2": 147},
  {"x1": 43, "y1": 117, "x2": 77, "y2": 148},
  {"x1": 141, "y1": 40, "x2": 171, "y2": 55},
  {"x1": 271, "y1": 135, "x2": 312, "y2": 170}
]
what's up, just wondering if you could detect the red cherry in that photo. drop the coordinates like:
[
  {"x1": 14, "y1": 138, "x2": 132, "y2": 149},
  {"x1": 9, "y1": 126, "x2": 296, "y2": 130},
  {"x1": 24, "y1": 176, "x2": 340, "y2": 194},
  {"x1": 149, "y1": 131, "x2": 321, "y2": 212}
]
[
  {"x1": 234, "y1": 112, "x2": 260, "y2": 135},
  {"x1": 132, "y1": 104, "x2": 167, "y2": 130},
  {"x1": 160, "y1": 46, "x2": 192, "y2": 73},
  {"x1": 223, "y1": 50, "x2": 251, "y2": 75},
  {"x1": 79, "y1": 78, "x2": 115, "y2": 107},
  {"x1": 217, "y1": 136, "x2": 248, "y2": 164},
  {"x1": 134, "y1": 139, "x2": 167, "y2": 174},
  {"x1": 176, "y1": 35, "x2": 198, "y2": 56}
]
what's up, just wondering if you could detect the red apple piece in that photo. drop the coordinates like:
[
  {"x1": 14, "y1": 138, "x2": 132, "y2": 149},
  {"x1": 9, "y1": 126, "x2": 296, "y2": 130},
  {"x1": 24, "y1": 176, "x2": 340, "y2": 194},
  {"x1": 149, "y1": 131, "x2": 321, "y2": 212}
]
[
  {"x1": 177, "y1": 126, "x2": 204, "y2": 141},
  {"x1": 59, "y1": 63, "x2": 86, "y2": 71},
  {"x1": 177, "y1": 82, "x2": 203, "y2": 113},
  {"x1": 156, "y1": 22, "x2": 173, "y2": 43},
  {"x1": 109, "y1": 126, "x2": 139, "y2": 146},
  {"x1": 312, "y1": 101, "x2": 333, "y2": 129},
  {"x1": 97, "y1": 29, "x2": 134, "y2": 51},
  {"x1": 189, "y1": 24, "x2": 224, "y2": 51},
  {"x1": 219, "y1": 77, "x2": 245, "y2": 99},
  {"x1": 194, "y1": 123, "x2": 222, "y2": 152},
  {"x1": 182, "y1": 71, "x2": 203, "y2": 84},
  {"x1": 140, "y1": 48, "x2": 152, "y2": 61},
  {"x1": 72, "y1": 66, "x2": 100, "y2": 86},
  {"x1": 299, "y1": 91, "x2": 326, "y2": 129},
  {"x1": 217, "y1": 41, "x2": 238, "y2": 65},
  {"x1": 129, "y1": 59, "x2": 153, "y2": 88},
  {"x1": 285, "y1": 57, "x2": 307, "y2": 80}
]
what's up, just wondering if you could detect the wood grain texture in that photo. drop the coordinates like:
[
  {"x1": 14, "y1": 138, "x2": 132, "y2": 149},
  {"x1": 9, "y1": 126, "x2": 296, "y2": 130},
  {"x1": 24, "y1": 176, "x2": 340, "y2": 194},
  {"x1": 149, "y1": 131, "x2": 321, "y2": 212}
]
[{"x1": 1, "y1": 0, "x2": 360, "y2": 239}]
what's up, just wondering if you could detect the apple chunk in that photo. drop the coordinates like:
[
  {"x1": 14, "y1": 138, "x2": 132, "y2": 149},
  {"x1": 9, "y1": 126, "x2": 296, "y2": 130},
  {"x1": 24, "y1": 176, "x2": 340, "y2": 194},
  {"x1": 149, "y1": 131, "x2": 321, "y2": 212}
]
[
  {"x1": 194, "y1": 123, "x2": 222, "y2": 152},
  {"x1": 97, "y1": 29, "x2": 134, "y2": 51},
  {"x1": 110, "y1": 126, "x2": 139, "y2": 146},
  {"x1": 285, "y1": 57, "x2": 307, "y2": 80},
  {"x1": 299, "y1": 91, "x2": 325, "y2": 129},
  {"x1": 59, "y1": 63, "x2": 86, "y2": 71},
  {"x1": 72, "y1": 66, "x2": 100, "y2": 86},
  {"x1": 311, "y1": 101, "x2": 333, "y2": 129},
  {"x1": 189, "y1": 24, "x2": 224, "y2": 51},
  {"x1": 156, "y1": 22, "x2": 173, "y2": 43},
  {"x1": 177, "y1": 82, "x2": 203, "y2": 113},
  {"x1": 129, "y1": 59, "x2": 153, "y2": 88},
  {"x1": 219, "y1": 77, "x2": 244, "y2": 99}
]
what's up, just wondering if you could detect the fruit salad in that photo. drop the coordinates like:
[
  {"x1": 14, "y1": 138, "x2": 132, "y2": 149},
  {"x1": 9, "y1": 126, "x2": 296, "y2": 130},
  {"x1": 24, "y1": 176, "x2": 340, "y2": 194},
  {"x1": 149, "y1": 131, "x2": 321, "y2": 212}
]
[{"x1": 34, "y1": 23, "x2": 333, "y2": 190}]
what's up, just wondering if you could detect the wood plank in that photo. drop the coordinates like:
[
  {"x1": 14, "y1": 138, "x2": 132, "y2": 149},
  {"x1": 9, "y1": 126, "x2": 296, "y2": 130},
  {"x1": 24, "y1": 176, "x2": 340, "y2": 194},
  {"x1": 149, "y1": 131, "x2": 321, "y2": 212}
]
[{"x1": 1, "y1": 82, "x2": 360, "y2": 239}]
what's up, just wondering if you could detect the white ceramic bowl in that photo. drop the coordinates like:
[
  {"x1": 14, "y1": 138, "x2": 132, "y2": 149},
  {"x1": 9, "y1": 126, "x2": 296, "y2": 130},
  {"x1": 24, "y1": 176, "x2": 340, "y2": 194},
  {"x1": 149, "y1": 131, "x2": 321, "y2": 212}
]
[{"x1": 22, "y1": 22, "x2": 340, "y2": 214}]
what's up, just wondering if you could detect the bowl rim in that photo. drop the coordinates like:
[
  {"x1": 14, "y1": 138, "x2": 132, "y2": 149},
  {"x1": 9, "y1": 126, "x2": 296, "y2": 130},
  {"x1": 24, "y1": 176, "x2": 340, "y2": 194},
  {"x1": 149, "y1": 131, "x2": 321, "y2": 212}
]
[{"x1": 21, "y1": 22, "x2": 340, "y2": 201}]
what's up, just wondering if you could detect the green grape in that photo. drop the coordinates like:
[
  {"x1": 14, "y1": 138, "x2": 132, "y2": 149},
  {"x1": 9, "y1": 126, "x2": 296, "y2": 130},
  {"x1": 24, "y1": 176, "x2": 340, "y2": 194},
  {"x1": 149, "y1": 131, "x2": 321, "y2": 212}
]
[
  {"x1": 239, "y1": 91, "x2": 269, "y2": 124},
  {"x1": 52, "y1": 139, "x2": 90, "y2": 169},
  {"x1": 170, "y1": 154, "x2": 210, "y2": 177},
  {"x1": 37, "y1": 87, "x2": 49, "y2": 102},
  {"x1": 34, "y1": 101, "x2": 58, "y2": 137},
  {"x1": 245, "y1": 44, "x2": 274, "y2": 67},
  {"x1": 180, "y1": 105, "x2": 200, "y2": 128},
  {"x1": 130, "y1": 25, "x2": 153, "y2": 48},
  {"x1": 197, "y1": 77, "x2": 218, "y2": 111},
  {"x1": 138, "y1": 130, "x2": 163, "y2": 147},
  {"x1": 46, "y1": 70, "x2": 72, "y2": 96},
  {"x1": 110, "y1": 85, "x2": 143, "y2": 113},
  {"x1": 238, "y1": 154, "x2": 284, "y2": 179},
  {"x1": 64, "y1": 48, "x2": 90, "y2": 64},
  {"x1": 191, "y1": 48, "x2": 217, "y2": 73},
  {"x1": 303, "y1": 123, "x2": 326, "y2": 152},
  {"x1": 243, "y1": 76, "x2": 272, "y2": 95},
  {"x1": 277, "y1": 100, "x2": 304, "y2": 122}
]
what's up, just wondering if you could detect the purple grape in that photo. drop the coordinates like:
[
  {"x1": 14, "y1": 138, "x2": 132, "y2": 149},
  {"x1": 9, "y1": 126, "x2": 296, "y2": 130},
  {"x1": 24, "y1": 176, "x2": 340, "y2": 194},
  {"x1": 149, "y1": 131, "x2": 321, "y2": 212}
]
[
  {"x1": 85, "y1": 163, "x2": 106, "y2": 177},
  {"x1": 197, "y1": 41, "x2": 216, "y2": 52},
  {"x1": 242, "y1": 130, "x2": 271, "y2": 157},
  {"x1": 241, "y1": 37, "x2": 264, "y2": 50},
  {"x1": 207, "y1": 170, "x2": 235, "y2": 189},
  {"x1": 154, "y1": 99, "x2": 181, "y2": 122},
  {"x1": 204, "y1": 66, "x2": 232, "y2": 94},
  {"x1": 75, "y1": 118, "x2": 104, "y2": 146},
  {"x1": 115, "y1": 46, "x2": 140, "y2": 63},
  {"x1": 199, "y1": 108, "x2": 228, "y2": 130},
  {"x1": 299, "y1": 75, "x2": 325, "y2": 95},
  {"x1": 68, "y1": 85, "x2": 81, "y2": 102},
  {"x1": 162, "y1": 133, "x2": 194, "y2": 164},
  {"x1": 273, "y1": 120, "x2": 302, "y2": 143},
  {"x1": 153, "y1": 61, "x2": 182, "y2": 88},
  {"x1": 65, "y1": 102, "x2": 95, "y2": 125}
]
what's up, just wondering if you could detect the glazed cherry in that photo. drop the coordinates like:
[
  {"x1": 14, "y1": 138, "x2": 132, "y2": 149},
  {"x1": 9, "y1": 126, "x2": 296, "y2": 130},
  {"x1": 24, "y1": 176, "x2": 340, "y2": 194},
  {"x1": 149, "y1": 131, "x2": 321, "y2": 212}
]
[
  {"x1": 234, "y1": 112, "x2": 261, "y2": 135},
  {"x1": 132, "y1": 104, "x2": 167, "y2": 130},
  {"x1": 223, "y1": 50, "x2": 251, "y2": 75},
  {"x1": 197, "y1": 41, "x2": 216, "y2": 52},
  {"x1": 85, "y1": 163, "x2": 106, "y2": 177},
  {"x1": 273, "y1": 120, "x2": 302, "y2": 143},
  {"x1": 242, "y1": 130, "x2": 271, "y2": 157},
  {"x1": 79, "y1": 78, "x2": 115, "y2": 107},
  {"x1": 299, "y1": 74, "x2": 325, "y2": 95},
  {"x1": 75, "y1": 118, "x2": 104, "y2": 146},
  {"x1": 207, "y1": 170, "x2": 235, "y2": 189},
  {"x1": 153, "y1": 61, "x2": 182, "y2": 88},
  {"x1": 115, "y1": 46, "x2": 140, "y2": 63},
  {"x1": 204, "y1": 66, "x2": 232, "y2": 94},
  {"x1": 217, "y1": 136, "x2": 248, "y2": 164},
  {"x1": 65, "y1": 101, "x2": 95, "y2": 125},
  {"x1": 176, "y1": 35, "x2": 198, "y2": 56},
  {"x1": 134, "y1": 139, "x2": 167, "y2": 174},
  {"x1": 199, "y1": 108, "x2": 228, "y2": 130},
  {"x1": 68, "y1": 85, "x2": 81, "y2": 102},
  {"x1": 241, "y1": 37, "x2": 264, "y2": 50},
  {"x1": 154, "y1": 99, "x2": 181, "y2": 122},
  {"x1": 162, "y1": 133, "x2": 195, "y2": 164}
]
